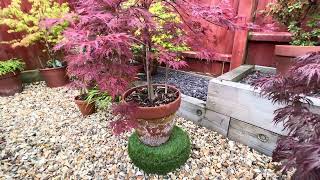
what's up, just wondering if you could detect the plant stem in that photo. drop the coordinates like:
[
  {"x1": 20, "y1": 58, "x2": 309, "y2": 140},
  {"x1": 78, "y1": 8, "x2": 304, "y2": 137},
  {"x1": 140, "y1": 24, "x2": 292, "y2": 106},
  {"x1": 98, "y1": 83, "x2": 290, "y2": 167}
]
[
  {"x1": 145, "y1": 44, "x2": 154, "y2": 101},
  {"x1": 165, "y1": 63, "x2": 169, "y2": 94}
]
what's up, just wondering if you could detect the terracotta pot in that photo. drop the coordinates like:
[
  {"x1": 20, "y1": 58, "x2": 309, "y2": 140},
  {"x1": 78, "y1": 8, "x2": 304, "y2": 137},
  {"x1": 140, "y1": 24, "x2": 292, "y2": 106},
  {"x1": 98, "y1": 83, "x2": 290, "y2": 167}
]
[
  {"x1": 39, "y1": 66, "x2": 69, "y2": 88},
  {"x1": 74, "y1": 95, "x2": 96, "y2": 116},
  {"x1": 123, "y1": 84, "x2": 181, "y2": 146},
  {"x1": 275, "y1": 45, "x2": 320, "y2": 74},
  {"x1": 0, "y1": 71, "x2": 23, "y2": 96}
]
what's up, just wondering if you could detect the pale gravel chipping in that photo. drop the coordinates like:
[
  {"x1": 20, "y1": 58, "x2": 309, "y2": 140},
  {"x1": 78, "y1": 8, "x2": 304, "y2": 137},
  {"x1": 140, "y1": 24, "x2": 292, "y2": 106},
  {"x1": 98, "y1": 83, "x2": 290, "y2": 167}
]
[{"x1": 0, "y1": 82, "x2": 292, "y2": 179}]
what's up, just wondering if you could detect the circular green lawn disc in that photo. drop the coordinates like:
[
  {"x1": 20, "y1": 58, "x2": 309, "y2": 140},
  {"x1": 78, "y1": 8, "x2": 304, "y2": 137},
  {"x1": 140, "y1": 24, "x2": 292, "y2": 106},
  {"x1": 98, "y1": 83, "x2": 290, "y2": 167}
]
[{"x1": 128, "y1": 126, "x2": 191, "y2": 175}]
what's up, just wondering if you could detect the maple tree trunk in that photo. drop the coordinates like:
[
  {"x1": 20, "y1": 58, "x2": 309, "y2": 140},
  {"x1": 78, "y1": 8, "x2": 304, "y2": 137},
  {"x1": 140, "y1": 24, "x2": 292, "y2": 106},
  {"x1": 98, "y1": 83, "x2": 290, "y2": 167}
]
[
  {"x1": 145, "y1": 44, "x2": 155, "y2": 101},
  {"x1": 165, "y1": 63, "x2": 169, "y2": 94}
]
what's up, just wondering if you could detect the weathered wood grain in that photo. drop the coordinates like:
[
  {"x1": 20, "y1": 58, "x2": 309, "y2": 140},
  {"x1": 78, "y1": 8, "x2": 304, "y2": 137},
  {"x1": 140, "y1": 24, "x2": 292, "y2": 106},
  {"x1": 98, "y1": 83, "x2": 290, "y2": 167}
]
[
  {"x1": 177, "y1": 94, "x2": 206, "y2": 124},
  {"x1": 228, "y1": 118, "x2": 280, "y2": 156},
  {"x1": 217, "y1": 65, "x2": 254, "y2": 82},
  {"x1": 177, "y1": 94, "x2": 230, "y2": 136},
  {"x1": 206, "y1": 79, "x2": 286, "y2": 135},
  {"x1": 202, "y1": 110, "x2": 230, "y2": 136}
]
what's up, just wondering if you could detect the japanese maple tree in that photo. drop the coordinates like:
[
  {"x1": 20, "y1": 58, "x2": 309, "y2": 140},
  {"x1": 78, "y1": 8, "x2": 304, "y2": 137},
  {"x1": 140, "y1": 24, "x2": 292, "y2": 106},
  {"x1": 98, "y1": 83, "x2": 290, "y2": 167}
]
[
  {"x1": 56, "y1": 0, "x2": 260, "y2": 133},
  {"x1": 254, "y1": 52, "x2": 320, "y2": 179}
]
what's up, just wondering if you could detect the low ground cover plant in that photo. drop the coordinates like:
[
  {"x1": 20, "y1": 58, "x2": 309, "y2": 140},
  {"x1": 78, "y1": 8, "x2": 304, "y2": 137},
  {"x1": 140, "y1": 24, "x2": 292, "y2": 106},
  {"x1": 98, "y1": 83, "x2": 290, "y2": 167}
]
[{"x1": 0, "y1": 59, "x2": 25, "y2": 75}]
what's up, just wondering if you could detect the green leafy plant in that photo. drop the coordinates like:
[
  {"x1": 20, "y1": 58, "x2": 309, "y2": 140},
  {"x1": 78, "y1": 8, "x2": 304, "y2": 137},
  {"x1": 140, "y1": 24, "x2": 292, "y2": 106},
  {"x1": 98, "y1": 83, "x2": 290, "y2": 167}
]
[
  {"x1": 266, "y1": 0, "x2": 320, "y2": 46},
  {"x1": 85, "y1": 88, "x2": 118, "y2": 109},
  {"x1": 130, "y1": 1, "x2": 190, "y2": 61},
  {"x1": 0, "y1": 0, "x2": 70, "y2": 67},
  {"x1": 149, "y1": 2, "x2": 190, "y2": 53},
  {"x1": 46, "y1": 59, "x2": 64, "y2": 68},
  {"x1": 0, "y1": 59, "x2": 25, "y2": 76}
]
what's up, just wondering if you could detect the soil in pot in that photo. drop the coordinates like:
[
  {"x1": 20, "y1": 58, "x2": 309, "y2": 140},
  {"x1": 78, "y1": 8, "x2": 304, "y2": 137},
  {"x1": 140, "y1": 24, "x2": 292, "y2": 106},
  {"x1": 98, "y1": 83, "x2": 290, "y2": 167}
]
[
  {"x1": 74, "y1": 94, "x2": 96, "y2": 116},
  {"x1": 39, "y1": 66, "x2": 69, "y2": 88},
  {"x1": 0, "y1": 71, "x2": 23, "y2": 96},
  {"x1": 125, "y1": 85, "x2": 178, "y2": 107},
  {"x1": 124, "y1": 85, "x2": 181, "y2": 146}
]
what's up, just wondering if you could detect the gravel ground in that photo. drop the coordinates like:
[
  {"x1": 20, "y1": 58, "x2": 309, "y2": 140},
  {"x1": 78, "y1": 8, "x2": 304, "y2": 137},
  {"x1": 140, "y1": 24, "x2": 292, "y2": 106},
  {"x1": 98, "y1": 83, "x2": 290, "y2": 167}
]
[
  {"x1": 143, "y1": 68, "x2": 210, "y2": 101},
  {"x1": 0, "y1": 82, "x2": 292, "y2": 179}
]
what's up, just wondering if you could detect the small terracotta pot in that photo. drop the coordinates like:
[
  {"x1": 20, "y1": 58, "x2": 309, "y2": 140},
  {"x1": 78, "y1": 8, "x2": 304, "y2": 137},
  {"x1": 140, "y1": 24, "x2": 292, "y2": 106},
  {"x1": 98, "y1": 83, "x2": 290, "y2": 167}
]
[
  {"x1": 123, "y1": 84, "x2": 181, "y2": 146},
  {"x1": 74, "y1": 95, "x2": 96, "y2": 116},
  {"x1": 275, "y1": 45, "x2": 320, "y2": 74},
  {"x1": 39, "y1": 66, "x2": 69, "y2": 88},
  {"x1": 0, "y1": 71, "x2": 23, "y2": 96}
]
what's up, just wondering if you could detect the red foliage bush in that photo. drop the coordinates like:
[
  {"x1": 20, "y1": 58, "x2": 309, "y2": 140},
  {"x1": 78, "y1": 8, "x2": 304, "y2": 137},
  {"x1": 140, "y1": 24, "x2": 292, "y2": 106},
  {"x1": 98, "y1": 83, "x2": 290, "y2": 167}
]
[
  {"x1": 55, "y1": 0, "x2": 265, "y2": 134},
  {"x1": 254, "y1": 52, "x2": 320, "y2": 179}
]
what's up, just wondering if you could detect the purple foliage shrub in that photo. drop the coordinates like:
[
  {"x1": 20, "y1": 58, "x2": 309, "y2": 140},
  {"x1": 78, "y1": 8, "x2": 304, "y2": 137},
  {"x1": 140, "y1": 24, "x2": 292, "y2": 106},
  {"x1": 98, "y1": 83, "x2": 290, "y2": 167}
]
[{"x1": 254, "y1": 52, "x2": 320, "y2": 179}]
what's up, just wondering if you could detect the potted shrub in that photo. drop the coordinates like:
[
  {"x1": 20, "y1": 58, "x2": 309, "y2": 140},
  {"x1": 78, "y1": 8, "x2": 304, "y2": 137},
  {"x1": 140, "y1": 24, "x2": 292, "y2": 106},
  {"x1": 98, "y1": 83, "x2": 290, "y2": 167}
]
[
  {"x1": 55, "y1": 0, "x2": 257, "y2": 174},
  {"x1": 75, "y1": 88, "x2": 115, "y2": 116},
  {"x1": 0, "y1": 59, "x2": 25, "y2": 96},
  {"x1": 74, "y1": 88, "x2": 97, "y2": 116},
  {"x1": 0, "y1": 0, "x2": 70, "y2": 87},
  {"x1": 266, "y1": 0, "x2": 320, "y2": 74},
  {"x1": 254, "y1": 52, "x2": 320, "y2": 179}
]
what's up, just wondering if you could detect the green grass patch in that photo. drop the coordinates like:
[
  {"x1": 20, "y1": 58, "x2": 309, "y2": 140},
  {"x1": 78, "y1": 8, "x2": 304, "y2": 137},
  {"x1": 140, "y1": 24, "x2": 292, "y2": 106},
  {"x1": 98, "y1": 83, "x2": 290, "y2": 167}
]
[{"x1": 128, "y1": 126, "x2": 191, "y2": 175}]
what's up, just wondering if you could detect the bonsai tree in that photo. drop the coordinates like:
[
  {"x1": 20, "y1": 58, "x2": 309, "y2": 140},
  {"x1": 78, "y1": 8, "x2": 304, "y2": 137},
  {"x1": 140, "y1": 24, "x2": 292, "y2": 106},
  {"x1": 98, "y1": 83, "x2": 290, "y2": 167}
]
[
  {"x1": 254, "y1": 52, "x2": 320, "y2": 179},
  {"x1": 266, "y1": 0, "x2": 320, "y2": 45},
  {"x1": 0, "y1": 0, "x2": 70, "y2": 67},
  {"x1": 55, "y1": 0, "x2": 259, "y2": 134}
]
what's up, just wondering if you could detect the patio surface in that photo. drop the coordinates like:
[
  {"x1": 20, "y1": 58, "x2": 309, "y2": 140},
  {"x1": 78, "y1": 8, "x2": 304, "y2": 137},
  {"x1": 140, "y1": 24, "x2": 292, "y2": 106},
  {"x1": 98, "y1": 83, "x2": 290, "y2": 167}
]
[{"x1": 0, "y1": 82, "x2": 291, "y2": 179}]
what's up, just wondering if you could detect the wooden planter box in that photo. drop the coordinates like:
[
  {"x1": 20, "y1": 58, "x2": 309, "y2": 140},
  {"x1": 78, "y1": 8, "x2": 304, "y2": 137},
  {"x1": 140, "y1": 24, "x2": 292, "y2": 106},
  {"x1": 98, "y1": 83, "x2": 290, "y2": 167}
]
[
  {"x1": 205, "y1": 65, "x2": 320, "y2": 155},
  {"x1": 275, "y1": 45, "x2": 320, "y2": 74},
  {"x1": 177, "y1": 65, "x2": 320, "y2": 156}
]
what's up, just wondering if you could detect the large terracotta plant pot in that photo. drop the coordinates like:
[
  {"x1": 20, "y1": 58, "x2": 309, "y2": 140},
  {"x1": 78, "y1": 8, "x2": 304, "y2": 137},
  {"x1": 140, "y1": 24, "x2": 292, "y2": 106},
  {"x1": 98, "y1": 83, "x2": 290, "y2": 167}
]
[
  {"x1": 0, "y1": 71, "x2": 23, "y2": 96},
  {"x1": 74, "y1": 95, "x2": 96, "y2": 116},
  {"x1": 123, "y1": 84, "x2": 181, "y2": 146},
  {"x1": 39, "y1": 66, "x2": 69, "y2": 88},
  {"x1": 275, "y1": 45, "x2": 320, "y2": 74}
]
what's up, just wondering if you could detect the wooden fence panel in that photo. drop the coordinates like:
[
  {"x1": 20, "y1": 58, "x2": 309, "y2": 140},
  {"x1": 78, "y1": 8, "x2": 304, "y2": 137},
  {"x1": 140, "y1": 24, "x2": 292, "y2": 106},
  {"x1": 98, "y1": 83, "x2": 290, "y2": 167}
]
[{"x1": 0, "y1": 0, "x2": 276, "y2": 70}]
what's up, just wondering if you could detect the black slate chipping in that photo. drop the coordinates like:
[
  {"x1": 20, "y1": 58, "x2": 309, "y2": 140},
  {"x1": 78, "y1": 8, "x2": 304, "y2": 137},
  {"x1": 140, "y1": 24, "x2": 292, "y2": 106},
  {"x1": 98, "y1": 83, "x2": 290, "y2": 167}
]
[
  {"x1": 239, "y1": 70, "x2": 274, "y2": 85},
  {"x1": 141, "y1": 68, "x2": 210, "y2": 101}
]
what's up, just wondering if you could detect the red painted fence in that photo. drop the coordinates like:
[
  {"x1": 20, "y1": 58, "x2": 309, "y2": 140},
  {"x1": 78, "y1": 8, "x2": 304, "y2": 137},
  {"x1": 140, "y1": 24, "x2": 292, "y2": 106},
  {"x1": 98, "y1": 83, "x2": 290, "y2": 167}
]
[{"x1": 0, "y1": 0, "x2": 285, "y2": 73}]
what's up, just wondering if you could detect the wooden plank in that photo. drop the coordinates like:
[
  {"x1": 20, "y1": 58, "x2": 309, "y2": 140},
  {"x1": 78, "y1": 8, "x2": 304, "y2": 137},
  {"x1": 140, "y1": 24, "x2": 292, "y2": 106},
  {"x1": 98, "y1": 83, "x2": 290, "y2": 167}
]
[
  {"x1": 177, "y1": 94, "x2": 230, "y2": 136},
  {"x1": 202, "y1": 110, "x2": 230, "y2": 136},
  {"x1": 206, "y1": 79, "x2": 287, "y2": 135},
  {"x1": 228, "y1": 118, "x2": 280, "y2": 156},
  {"x1": 177, "y1": 94, "x2": 206, "y2": 124},
  {"x1": 230, "y1": 0, "x2": 258, "y2": 70},
  {"x1": 218, "y1": 65, "x2": 254, "y2": 82},
  {"x1": 254, "y1": 65, "x2": 276, "y2": 74},
  {"x1": 248, "y1": 32, "x2": 291, "y2": 42}
]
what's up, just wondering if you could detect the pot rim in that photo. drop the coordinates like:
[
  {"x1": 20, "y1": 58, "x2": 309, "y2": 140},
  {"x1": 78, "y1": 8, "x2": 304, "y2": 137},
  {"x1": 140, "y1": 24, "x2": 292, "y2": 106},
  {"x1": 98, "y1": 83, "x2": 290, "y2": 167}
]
[
  {"x1": 123, "y1": 84, "x2": 181, "y2": 110},
  {"x1": 0, "y1": 71, "x2": 20, "y2": 80},
  {"x1": 39, "y1": 66, "x2": 66, "y2": 72}
]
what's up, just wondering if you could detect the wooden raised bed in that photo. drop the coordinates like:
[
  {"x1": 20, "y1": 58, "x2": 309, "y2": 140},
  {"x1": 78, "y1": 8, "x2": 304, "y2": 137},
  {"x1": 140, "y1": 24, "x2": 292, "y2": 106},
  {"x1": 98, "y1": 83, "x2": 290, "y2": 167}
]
[
  {"x1": 177, "y1": 65, "x2": 320, "y2": 156},
  {"x1": 207, "y1": 65, "x2": 320, "y2": 155}
]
